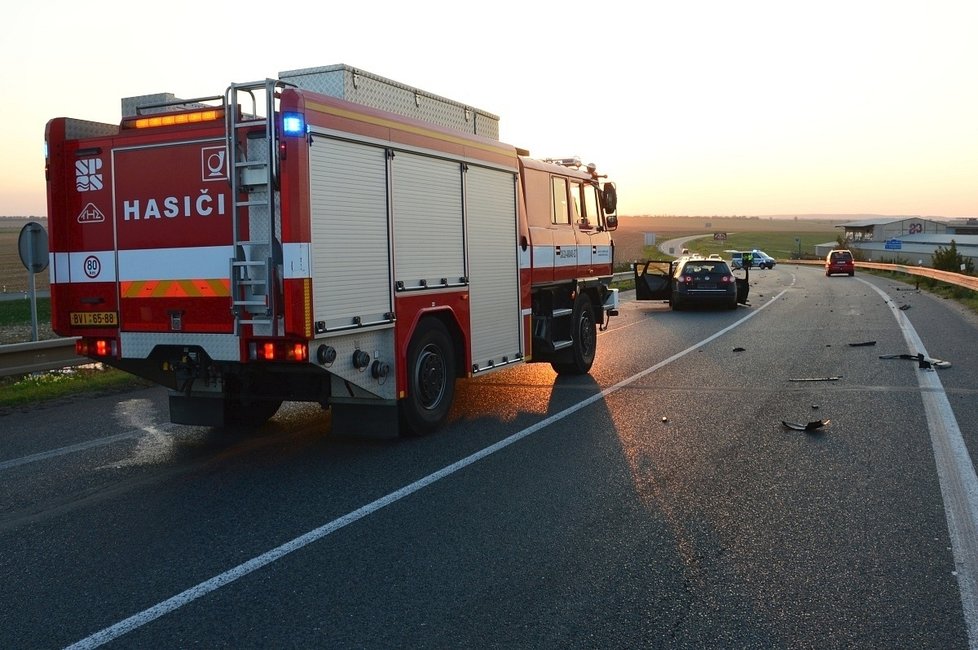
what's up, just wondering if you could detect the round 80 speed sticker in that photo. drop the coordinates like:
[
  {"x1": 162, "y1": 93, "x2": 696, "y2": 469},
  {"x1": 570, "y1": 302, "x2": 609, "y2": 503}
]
[{"x1": 83, "y1": 255, "x2": 101, "y2": 279}]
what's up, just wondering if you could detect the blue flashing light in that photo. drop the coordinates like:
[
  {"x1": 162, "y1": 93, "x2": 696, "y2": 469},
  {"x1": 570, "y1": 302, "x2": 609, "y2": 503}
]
[{"x1": 282, "y1": 112, "x2": 306, "y2": 136}]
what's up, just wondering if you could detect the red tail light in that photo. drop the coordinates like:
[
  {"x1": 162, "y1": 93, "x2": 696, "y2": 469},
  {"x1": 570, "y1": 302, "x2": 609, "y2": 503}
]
[
  {"x1": 76, "y1": 337, "x2": 118, "y2": 357},
  {"x1": 249, "y1": 340, "x2": 309, "y2": 362}
]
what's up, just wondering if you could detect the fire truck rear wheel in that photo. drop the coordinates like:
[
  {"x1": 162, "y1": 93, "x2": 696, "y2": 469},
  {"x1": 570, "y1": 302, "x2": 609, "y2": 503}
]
[
  {"x1": 401, "y1": 318, "x2": 456, "y2": 436},
  {"x1": 551, "y1": 293, "x2": 596, "y2": 375}
]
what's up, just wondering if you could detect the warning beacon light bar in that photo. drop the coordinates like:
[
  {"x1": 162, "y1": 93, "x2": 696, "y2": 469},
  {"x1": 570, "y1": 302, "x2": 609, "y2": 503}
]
[{"x1": 122, "y1": 108, "x2": 225, "y2": 130}]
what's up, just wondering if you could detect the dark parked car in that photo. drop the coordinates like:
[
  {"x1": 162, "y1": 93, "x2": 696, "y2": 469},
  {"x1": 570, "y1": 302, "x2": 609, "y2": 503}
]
[
  {"x1": 670, "y1": 256, "x2": 738, "y2": 310},
  {"x1": 825, "y1": 249, "x2": 855, "y2": 276}
]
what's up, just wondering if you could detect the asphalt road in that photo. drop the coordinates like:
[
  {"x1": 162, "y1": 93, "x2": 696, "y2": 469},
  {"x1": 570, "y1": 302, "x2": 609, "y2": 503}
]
[{"x1": 2, "y1": 264, "x2": 977, "y2": 649}]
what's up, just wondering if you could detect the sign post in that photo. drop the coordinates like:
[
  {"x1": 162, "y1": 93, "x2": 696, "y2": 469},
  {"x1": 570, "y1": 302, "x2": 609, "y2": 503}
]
[{"x1": 17, "y1": 221, "x2": 49, "y2": 342}]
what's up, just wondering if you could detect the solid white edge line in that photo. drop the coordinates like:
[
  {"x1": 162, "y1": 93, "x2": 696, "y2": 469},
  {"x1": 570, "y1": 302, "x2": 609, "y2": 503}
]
[
  {"x1": 863, "y1": 279, "x2": 978, "y2": 650},
  {"x1": 66, "y1": 289, "x2": 790, "y2": 649}
]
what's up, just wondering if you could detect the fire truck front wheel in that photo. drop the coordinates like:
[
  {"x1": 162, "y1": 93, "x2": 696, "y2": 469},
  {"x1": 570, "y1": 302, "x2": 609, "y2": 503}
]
[
  {"x1": 401, "y1": 318, "x2": 457, "y2": 436},
  {"x1": 551, "y1": 293, "x2": 597, "y2": 375}
]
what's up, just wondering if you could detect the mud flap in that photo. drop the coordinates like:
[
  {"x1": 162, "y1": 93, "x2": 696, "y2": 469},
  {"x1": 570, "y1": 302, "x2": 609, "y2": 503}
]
[
  {"x1": 169, "y1": 392, "x2": 226, "y2": 426},
  {"x1": 330, "y1": 398, "x2": 400, "y2": 439}
]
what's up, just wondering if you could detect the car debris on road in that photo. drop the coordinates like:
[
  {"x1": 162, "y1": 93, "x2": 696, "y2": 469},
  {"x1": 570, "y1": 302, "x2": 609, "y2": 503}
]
[
  {"x1": 788, "y1": 376, "x2": 843, "y2": 382},
  {"x1": 782, "y1": 419, "x2": 831, "y2": 432},
  {"x1": 879, "y1": 353, "x2": 951, "y2": 369}
]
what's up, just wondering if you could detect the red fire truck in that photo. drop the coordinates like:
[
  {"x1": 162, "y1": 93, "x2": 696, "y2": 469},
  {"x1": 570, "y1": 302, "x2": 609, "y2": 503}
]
[{"x1": 44, "y1": 65, "x2": 619, "y2": 436}]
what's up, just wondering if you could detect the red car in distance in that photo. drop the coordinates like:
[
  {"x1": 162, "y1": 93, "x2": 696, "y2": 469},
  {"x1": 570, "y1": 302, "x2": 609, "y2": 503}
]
[{"x1": 825, "y1": 249, "x2": 855, "y2": 276}]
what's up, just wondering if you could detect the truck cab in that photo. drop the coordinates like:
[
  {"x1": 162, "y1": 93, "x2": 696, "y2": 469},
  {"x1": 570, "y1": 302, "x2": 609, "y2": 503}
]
[{"x1": 520, "y1": 156, "x2": 616, "y2": 286}]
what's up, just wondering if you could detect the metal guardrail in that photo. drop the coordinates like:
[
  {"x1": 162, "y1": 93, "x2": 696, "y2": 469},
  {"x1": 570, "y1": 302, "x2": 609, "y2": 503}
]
[
  {"x1": 1, "y1": 263, "x2": 972, "y2": 378},
  {"x1": 0, "y1": 337, "x2": 84, "y2": 378},
  {"x1": 789, "y1": 259, "x2": 978, "y2": 290}
]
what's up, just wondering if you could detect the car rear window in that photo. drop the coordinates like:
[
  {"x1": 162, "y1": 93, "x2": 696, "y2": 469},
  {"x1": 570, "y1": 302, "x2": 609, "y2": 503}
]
[
  {"x1": 681, "y1": 262, "x2": 730, "y2": 276},
  {"x1": 831, "y1": 251, "x2": 852, "y2": 262}
]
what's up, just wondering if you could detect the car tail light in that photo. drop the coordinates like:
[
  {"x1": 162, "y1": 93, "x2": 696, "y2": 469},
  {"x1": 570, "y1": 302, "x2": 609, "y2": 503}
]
[{"x1": 721, "y1": 275, "x2": 733, "y2": 283}]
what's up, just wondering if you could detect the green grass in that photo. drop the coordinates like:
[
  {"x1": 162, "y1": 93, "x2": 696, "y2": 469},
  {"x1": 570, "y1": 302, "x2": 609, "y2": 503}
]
[
  {"x1": 0, "y1": 296, "x2": 50, "y2": 326},
  {"x1": 681, "y1": 232, "x2": 836, "y2": 261},
  {"x1": 0, "y1": 365, "x2": 151, "y2": 409}
]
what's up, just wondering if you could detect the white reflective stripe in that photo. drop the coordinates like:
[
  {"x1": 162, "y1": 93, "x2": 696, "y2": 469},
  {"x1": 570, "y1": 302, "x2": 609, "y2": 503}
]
[
  {"x1": 283, "y1": 242, "x2": 311, "y2": 279},
  {"x1": 554, "y1": 245, "x2": 582, "y2": 268},
  {"x1": 50, "y1": 252, "x2": 70, "y2": 284},
  {"x1": 593, "y1": 245, "x2": 613, "y2": 261},
  {"x1": 118, "y1": 246, "x2": 233, "y2": 281},
  {"x1": 533, "y1": 246, "x2": 554, "y2": 267}
]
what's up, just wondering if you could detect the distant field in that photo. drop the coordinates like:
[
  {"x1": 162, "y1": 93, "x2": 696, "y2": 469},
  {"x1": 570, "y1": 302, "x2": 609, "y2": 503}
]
[
  {"x1": 612, "y1": 215, "x2": 845, "y2": 265},
  {"x1": 0, "y1": 218, "x2": 49, "y2": 295},
  {"x1": 0, "y1": 215, "x2": 844, "y2": 293}
]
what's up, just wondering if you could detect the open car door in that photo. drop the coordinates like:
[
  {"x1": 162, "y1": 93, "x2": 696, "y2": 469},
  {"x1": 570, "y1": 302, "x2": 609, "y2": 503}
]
[{"x1": 633, "y1": 260, "x2": 674, "y2": 301}]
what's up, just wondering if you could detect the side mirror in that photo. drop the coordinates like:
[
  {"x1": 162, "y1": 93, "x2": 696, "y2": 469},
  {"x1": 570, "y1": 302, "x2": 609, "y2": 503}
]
[
  {"x1": 605, "y1": 214, "x2": 618, "y2": 232},
  {"x1": 601, "y1": 182, "x2": 618, "y2": 215}
]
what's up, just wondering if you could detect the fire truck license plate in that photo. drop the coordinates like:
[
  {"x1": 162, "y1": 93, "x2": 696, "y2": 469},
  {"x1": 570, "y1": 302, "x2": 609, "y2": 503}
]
[{"x1": 70, "y1": 311, "x2": 118, "y2": 327}]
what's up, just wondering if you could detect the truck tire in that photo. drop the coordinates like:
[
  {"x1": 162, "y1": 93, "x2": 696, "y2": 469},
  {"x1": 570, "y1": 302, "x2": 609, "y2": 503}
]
[
  {"x1": 401, "y1": 318, "x2": 456, "y2": 436},
  {"x1": 551, "y1": 293, "x2": 597, "y2": 375}
]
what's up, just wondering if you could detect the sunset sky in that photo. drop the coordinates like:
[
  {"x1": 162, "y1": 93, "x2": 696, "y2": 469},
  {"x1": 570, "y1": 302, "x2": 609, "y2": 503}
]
[{"x1": 3, "y1": 0, "x2": 976, "y2": 218}]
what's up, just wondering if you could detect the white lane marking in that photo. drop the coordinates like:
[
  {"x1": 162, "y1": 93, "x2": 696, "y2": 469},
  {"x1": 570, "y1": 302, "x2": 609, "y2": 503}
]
[
  {"x1": 66, "y1": 290, "x2": 790, "y2": 648},
  {"x1": 0, "y1": 430, "x2": 154, "y2": 472},
  {"x1": 864, "y1": 279, "x2": 978, "y2": 649}
]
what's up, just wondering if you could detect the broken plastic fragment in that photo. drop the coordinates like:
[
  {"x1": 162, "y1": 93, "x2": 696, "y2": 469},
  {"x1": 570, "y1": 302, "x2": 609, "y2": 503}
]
[
  {"x1": 732, "y1": 347, "x2": 746, "y2": 352},
  {"x1": 899, "y1": 304, "x2": 911, "y2": 311},
  {"x1": 782, "y1": 419, "x2": 831, "y2": 432},
  {"x1": 879, "y1": 353, "x2": 951, "y2": 369},
  {"x1": 848, "y1": 341, "x2": 876, "y2": 347},
  {"x1": 788, "y1": 376, "x2": 842, "y2": 382}
]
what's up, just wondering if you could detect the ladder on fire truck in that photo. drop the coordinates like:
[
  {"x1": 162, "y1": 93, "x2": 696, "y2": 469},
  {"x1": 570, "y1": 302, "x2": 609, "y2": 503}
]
[{"x1": 225, "y1": 79, "x2": 287, "y2": 334}]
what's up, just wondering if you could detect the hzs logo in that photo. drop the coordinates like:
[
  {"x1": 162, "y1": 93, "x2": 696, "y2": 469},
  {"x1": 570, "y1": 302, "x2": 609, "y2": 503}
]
[{"x1": 76, "y1": 159, "x2": 103, "y2": 192}]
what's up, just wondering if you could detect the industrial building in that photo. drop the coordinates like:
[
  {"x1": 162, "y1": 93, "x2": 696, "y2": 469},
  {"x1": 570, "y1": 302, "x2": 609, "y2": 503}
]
[{"x1": 814, "y1": 217, "x2": 978, "y2": 267}]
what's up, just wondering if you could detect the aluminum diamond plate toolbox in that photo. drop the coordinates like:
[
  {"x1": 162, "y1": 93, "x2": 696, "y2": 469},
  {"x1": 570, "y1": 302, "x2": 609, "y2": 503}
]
[{"x1": 279, "y1": 64, "x2": 499, "y2": 139}]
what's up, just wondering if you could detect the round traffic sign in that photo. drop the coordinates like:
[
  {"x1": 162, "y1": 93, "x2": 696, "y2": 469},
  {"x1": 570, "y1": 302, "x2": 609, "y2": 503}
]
[{"x1": 18, "y1": 221, "x2": 49, "y2": 274}]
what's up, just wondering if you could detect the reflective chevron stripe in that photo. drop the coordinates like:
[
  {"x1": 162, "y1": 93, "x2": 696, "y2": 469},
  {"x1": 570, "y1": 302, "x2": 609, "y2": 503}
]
[{"x1": 120, "y1": 278, "x2": 230, "y2": 298}]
